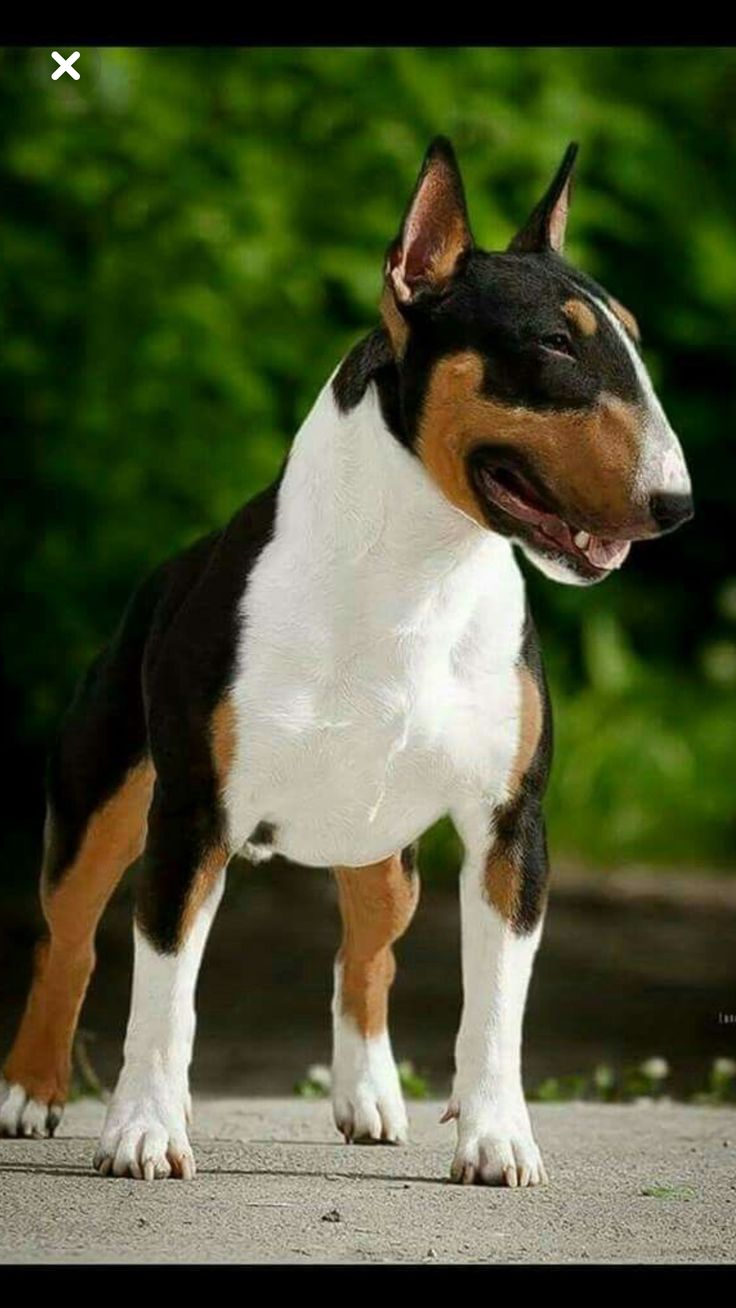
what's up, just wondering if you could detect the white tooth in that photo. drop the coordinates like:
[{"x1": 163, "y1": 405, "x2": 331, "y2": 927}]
[{"x1": 574, "y1": 531, "x2": 591, "y2": 549}]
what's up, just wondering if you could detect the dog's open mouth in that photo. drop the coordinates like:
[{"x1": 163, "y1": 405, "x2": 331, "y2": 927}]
[{"x1": 468, "y1": 450, "x2": 631, "y2": 578}]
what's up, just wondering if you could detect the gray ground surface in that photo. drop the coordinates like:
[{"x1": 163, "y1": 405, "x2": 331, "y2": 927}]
[{"x1": 1, "y1": 1098, "x2": 734, "y2": 1264}]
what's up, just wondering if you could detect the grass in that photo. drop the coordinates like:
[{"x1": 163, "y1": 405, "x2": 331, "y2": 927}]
[
  {"x1": 530, "y1": 1057, "x2": 736, "y2": 1105},
  {"x1": 65, "y1": 1012, "x2": 736, "y2": 1112},
  {"x1": 641, "y1": 1184, "x2": 696, "y2": 1201},
  {"x1": 294, "y1": 1057, "x2": 736, "y2": 1106},
  {"x1": 543, "y1": 607, "x2": 736, "y2": 869}
]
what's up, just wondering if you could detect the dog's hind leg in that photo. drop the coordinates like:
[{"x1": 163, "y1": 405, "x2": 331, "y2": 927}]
[
  {"x1": 1, "y1": 576, "x2": 160, "y2": 1138},
  {"x1": 331, "y1": 847, "x2": 420, "y2": 1144},
  {"x1": 1, "y1": 764, "x2": 154, "y2": 1137}
]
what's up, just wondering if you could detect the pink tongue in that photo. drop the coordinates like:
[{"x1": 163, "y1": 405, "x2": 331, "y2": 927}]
[
  {"x1": 518, "y1": 513, "x2": 632, "y2": 573},
  {"x1": 478, "y1": 468, "x2": 631, "y2": 571},
  {"x1": 585, "y1": 538, "x2": 631, "y2": 570}
]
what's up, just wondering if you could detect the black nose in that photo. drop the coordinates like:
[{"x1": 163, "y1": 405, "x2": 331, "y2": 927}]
[{"x1": 649, "y1": 491, "x2": 694, "y2": 534}]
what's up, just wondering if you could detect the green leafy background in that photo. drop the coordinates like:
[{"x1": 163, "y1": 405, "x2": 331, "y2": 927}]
[{"x1": 2, "y1": 47, "x2": 735, "y2": 883}]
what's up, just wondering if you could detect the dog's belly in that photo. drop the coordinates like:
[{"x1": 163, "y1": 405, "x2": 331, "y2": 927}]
[
  {"x1": 239, "y1": 740, "x2": 448, "y2": 867},
  {"x1": 225, "y1": 658, "x2": 522, "y2": 868}
]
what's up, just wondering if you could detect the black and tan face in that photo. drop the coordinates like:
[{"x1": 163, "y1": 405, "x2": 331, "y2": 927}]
[{"x1": 381, "y1": 138, "x2": 693, "y2": 584}]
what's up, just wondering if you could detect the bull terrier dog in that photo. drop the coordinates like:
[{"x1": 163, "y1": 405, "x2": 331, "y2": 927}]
[{"x1": 1, "y1": 139, "x2": 692, "y2": 1185}]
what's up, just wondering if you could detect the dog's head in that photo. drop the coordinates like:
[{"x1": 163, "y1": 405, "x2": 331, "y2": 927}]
[{"x1": 380, "y1": 138, "x2": 692, "y2": 584}]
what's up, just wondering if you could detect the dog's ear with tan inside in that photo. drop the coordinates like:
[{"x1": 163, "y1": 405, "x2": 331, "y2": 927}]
[
  {"x1": 381, "y1": 137, "x2": 474, "y2": 354},
  {"x1": 508, "y1": 141, "x2": 578, "y2": 255}
]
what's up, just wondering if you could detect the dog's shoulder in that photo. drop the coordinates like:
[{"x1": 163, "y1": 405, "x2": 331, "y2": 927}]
[{"x1": 142, "y1": 477, "x2": 282, "y2": 720}]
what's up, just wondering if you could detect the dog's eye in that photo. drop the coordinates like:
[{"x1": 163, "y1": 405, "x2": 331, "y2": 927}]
[{"x1": 539, "y1": 333, "x2": 575, "y2": 359}]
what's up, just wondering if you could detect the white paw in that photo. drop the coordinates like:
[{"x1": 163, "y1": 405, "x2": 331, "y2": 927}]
[
  {"x1": 450, "y1": 1103, "x2": 547, "y2": 1187},
  {"x1": 332, "y1": 1025, "x2": 408, "y2": 1145},
  {"x1": 94, "y1": 1081, "x2": 194, "y2": 1180},
  {"x1": 0, "y1": 1082, "x2": 63, "y2": 1139}
]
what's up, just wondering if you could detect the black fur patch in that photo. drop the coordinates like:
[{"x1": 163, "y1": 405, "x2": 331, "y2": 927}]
[
  {"x1": 247, "y1": 820, "x2": 276, "y2": 847},
  {"x1": 334, "y1": 249, "x2": 642, "y2": 461},
  {"x1": 43, "y1": 479, "x2": 282, "y2": 954},
  {"x1": 137, "y1": 481, "x2": 282, "y2": 952},
  {"x1": 331, "y1": 327, "x2": 407, "y2": 446},
  {"x1": 400, "y1": 841, "x2": 419, "y2": 879},
  {"x1": 43, "y1": 533, "x2": 219, "y2": 890},
  {"x1": 402, "y1": 250, "x2": 640, "y2": 438}
]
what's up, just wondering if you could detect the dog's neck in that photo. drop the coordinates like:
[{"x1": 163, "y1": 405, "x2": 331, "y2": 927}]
[{"x1": 272, "y1": 349, "x2": 517, "y2": 626}]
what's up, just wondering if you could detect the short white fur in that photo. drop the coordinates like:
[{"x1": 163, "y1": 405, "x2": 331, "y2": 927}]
[
  {"x1": 590, "y1": 293, "x2": 691, "y2": 500},
  {"x1": 95, "y1": 871, "x2": 226, "y2": 1179},
  {"x1": 225, "y1": 377, "x2": 528, "y2": 867},
  {"x1": 331, "y1": 961, "x2": 408, "y2": 1144}
]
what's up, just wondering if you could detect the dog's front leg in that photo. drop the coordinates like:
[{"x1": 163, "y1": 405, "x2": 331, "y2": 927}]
[
  {"x1": 446, "y1": 797, "x2": 549, "y2": 1187},
  {"x1": 331, "y1": 850, "x2": 419, "y2": 1144}
]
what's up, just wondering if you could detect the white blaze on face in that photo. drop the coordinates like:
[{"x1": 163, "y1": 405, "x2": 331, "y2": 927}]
[{"x1": 592, "y1": 295, "x2": 692, "y2": 503}]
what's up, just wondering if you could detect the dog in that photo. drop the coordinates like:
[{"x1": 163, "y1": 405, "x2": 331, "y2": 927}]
[{"x1": 1, "y1": 139, "x2": 692, "y2": 1185}]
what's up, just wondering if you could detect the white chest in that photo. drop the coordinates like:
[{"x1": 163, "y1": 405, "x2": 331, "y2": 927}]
[{"x1": 223, "y1": 380, "x2": 529, "y2": 867}]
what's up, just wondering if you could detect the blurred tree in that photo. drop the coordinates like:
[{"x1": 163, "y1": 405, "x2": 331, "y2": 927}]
[{"x1": 1, "y1": 46, "x2": 734, "y2": 877}]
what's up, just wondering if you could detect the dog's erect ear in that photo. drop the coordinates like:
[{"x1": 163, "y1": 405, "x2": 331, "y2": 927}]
[
  {"x1": 508, "y1": 143, "x2": 579, "y2": 256},
  {"x1": 385, "y1": 137, "x2": 474, "y2": 308}
]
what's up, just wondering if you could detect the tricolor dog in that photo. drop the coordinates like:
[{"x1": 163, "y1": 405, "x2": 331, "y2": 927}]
[{"x1": 1, "y1": 140, "x2": 692, "y2": 1185}]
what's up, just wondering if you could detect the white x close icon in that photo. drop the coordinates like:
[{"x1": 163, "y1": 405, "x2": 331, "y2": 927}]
[{"x1": 51, "y1": 51, "x2": 80, "y2": 81}]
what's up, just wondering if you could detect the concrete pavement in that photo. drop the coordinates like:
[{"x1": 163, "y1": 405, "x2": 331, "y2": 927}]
[{"x1": 1, "y1": 1097, "x2": 734, "y2": 1263}]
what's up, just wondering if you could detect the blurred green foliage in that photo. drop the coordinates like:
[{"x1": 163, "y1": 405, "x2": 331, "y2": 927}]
[{"x1": 1, "y1": 46, "x2": 735, "y2": 877}]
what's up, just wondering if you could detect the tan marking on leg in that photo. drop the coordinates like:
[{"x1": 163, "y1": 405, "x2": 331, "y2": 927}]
[
  {"x1": 484, "y1": 667, "x2": 543, "y2": 921},
  {"x1": 416, "y1": 352, "x2": 643, "y2": 531},
  {"x1": 175, "y1": 695, "x2": 237, "y2": 948},
  {"x1": 4, "y1": 761, "x2": 155, "y2": 1105},
  {"x1": 484, "y1": 849, "x2": 520, "y2": 924},
  {"x1": 176, "y1": 846, "x2": 227, "y2": 949},
  {"x1": 335, "y1": 856, "x2": 420, "y2": 1039},
  {"x1": 562, "y1": 297, "x2": 598, "y2": 336},
  {"x1": 210, "y1": 694, "x2": 237, "y2": 792},
  {"x1": 506, "y1": 667, "x2": 543, "y2": 797},
  {"x1": 608, "y1": 297, "x2": 640, "y2": 343}
]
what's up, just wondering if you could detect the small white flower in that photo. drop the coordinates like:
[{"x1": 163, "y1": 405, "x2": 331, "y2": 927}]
[
  {"x1": 640, "y1": 1057, "x2": 669, "y2": 1081},
  {"x1": 714, "y1": 1058, "x2": 736, "y2": 1079},
  {"x1": 593, "y1": 1064, "x2": 614, "y2": 1090},
  {"x1": 306, "y1": 1063, "x2": 331, "y2": 1091}
]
